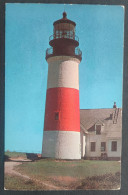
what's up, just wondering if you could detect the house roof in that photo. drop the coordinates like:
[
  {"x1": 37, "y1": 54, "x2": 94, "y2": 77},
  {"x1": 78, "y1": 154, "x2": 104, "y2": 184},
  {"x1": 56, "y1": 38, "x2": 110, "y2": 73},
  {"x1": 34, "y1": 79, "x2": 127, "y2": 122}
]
[{"x1": 80, "y1": 108, "x2": 122, "y2": 138}]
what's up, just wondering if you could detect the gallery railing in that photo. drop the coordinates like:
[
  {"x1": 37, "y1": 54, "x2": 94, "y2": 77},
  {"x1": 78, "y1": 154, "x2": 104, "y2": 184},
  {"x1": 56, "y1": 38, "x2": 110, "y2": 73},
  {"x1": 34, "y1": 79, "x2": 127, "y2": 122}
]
[{"x1": 46, "y1": 47, "x2": 82, "y2": 60}]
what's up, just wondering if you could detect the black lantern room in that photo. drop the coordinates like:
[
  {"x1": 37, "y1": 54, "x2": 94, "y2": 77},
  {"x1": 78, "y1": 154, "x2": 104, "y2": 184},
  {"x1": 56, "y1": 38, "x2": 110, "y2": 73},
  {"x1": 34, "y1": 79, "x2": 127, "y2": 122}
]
[{"x1": 46, "y1": 12, "x2": 82, "y2": 61}]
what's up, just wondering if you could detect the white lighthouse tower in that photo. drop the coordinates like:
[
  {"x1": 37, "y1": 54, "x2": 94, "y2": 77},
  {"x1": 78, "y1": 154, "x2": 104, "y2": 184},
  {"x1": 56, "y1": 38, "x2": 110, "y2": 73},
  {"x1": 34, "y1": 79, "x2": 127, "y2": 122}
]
[{"x1": 42, "y1": 12, "x2": 82, "y2": 159}]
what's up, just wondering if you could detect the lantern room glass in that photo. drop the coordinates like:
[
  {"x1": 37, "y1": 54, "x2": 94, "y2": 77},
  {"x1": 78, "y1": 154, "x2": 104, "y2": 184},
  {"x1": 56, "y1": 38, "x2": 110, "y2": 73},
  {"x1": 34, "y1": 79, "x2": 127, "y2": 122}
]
[{"x1": 53, "y1": 23, "x2": 75, "y2": 39}]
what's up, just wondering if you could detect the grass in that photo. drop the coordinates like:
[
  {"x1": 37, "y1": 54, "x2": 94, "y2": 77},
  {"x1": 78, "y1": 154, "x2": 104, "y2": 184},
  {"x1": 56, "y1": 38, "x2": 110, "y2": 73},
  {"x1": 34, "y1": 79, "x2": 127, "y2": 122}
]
[
  {"x1": 5, "y1": 151, "x2": 27, "y2": 159},
  {"x1": 15, "y1": 159, "x2": 120, "y2": 180},
  {"x1": 4, "y1": 152, "x2": 121, "y2": 190},
  {"x1": 13, "y1": 159, "x2": 121, "y2": 189},
  {"x1": 4, "y1": 175, "x2": 47, "y2": 190},
  {"x1": 72, "y1": 172, "x2": 120, "y2": 190}
]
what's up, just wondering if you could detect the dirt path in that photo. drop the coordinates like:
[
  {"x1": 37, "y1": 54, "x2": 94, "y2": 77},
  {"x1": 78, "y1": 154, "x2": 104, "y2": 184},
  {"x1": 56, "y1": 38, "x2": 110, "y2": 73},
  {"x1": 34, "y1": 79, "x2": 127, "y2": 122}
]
[
  {"x1": 5, "y1": 162, "x2": 30, "y2": 179},
  {"x1": 5, "y1": 161, "x2": 61, "y2": 190}
]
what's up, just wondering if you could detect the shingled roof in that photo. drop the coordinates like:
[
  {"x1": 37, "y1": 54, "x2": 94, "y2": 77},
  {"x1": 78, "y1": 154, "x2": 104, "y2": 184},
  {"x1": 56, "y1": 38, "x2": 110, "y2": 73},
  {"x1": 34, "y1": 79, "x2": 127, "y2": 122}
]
[{"x1": 80, "y1": 108, "x2": 122, "y2": 138}]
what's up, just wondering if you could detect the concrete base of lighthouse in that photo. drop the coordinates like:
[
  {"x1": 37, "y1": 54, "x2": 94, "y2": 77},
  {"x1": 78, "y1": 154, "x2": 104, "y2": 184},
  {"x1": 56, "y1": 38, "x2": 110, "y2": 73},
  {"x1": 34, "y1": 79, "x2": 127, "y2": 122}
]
[{"x1": 42, "y1": 131, "x2": 81, "y2": 159}]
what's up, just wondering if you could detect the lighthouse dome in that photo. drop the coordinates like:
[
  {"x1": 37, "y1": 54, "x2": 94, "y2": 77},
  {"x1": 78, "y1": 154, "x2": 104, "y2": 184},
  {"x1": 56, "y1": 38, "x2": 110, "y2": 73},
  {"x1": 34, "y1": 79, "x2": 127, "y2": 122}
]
[{"x1": 53, "y1": 12, "x2": 76, "y2": 26}]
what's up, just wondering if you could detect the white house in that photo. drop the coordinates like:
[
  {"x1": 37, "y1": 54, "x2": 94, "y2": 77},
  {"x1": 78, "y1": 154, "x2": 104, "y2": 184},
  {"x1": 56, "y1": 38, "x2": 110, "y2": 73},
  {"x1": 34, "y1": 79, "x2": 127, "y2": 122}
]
[{"x1": 80, "y1": 103, "x2": 122, "y2": 160}]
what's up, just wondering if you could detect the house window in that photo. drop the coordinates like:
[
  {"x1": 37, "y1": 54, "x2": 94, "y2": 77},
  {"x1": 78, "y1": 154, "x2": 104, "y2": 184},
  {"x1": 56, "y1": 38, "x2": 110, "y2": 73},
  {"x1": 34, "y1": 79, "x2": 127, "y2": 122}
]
[
  {"x1": 55, "y1": 112, "x2": 59, "y2": 120},
  {"x1": 111, "y1": 141, "x2": 117, "y2": 151},
  {"x1": 91, "y1": 142, "x2": 96, "y2": 152},
  {"x1": 96, "y1": 125, "x2": 101, "y2": 135},
  {"x1": 101, "y1": 142, "x2": 106, "y2": 152}
]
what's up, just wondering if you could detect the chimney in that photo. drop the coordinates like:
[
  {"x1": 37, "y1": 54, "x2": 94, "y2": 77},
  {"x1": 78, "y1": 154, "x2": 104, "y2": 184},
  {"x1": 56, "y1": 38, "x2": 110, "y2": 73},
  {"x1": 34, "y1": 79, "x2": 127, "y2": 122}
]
[{"x1": 113, "y1": 102, "x2": 117, "y2": 108}]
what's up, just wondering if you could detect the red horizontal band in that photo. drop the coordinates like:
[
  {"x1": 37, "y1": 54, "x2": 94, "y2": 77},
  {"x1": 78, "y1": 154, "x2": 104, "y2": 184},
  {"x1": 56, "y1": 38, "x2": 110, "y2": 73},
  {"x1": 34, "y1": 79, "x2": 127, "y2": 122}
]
[{"x1": 44, "y1": 88, "x2": 80, "y2": 132}]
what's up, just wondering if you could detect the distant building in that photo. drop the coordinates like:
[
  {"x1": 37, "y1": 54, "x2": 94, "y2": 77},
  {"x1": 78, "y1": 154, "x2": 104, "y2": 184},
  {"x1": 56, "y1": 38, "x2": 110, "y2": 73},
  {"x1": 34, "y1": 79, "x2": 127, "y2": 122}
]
[{"x1": 80, "y1": 103, "x2": 122, "y2": 160}]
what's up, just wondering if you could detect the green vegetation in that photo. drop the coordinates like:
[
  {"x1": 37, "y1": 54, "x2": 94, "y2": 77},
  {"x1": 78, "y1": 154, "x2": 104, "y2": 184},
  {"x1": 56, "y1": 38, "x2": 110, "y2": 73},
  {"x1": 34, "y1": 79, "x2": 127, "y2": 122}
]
[
  {"x1": 5, "y1": 151, "x2": 27, "y2": 159},
  {"x1": 15, "y1": 159, "x2": 120, "y2": 180},
  {"x1": 4, "y1": 152, "x2": 121, "y2": 190},
  {"x1": 4, "y1": 175, "x2": 47, "y2": 190}
]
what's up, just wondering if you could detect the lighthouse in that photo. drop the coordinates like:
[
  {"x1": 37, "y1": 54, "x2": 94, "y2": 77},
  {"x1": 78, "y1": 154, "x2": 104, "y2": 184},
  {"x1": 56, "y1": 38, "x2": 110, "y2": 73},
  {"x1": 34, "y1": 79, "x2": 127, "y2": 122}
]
[{"x1": 42, "y1": 12, "x2": 82, "y2": 159}]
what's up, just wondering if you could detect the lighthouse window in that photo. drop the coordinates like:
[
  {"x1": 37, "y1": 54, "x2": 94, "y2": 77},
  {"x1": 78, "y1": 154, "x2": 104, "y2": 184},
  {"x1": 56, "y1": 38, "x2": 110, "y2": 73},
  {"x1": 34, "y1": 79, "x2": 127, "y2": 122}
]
[{"x1": 55, "y1": 112, "x2": 59, "y2": 120}]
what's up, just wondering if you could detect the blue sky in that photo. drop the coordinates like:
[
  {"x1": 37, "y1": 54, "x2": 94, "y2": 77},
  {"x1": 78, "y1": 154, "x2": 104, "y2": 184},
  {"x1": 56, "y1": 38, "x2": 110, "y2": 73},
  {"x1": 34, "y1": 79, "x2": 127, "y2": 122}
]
[{"x1": 5, "y1": 4, "x2": 124, "y2": 153}]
